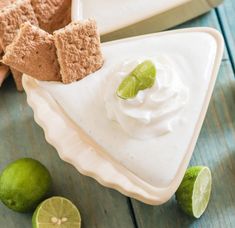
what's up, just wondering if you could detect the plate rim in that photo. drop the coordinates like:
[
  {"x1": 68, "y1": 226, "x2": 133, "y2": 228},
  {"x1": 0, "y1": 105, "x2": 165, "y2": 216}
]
[
  {"x1": 22, "y1": 27, "x2": 224, "y2": 205},
  {"x1": 73, "y1": 0, "x2": 224, "y2": 35}
]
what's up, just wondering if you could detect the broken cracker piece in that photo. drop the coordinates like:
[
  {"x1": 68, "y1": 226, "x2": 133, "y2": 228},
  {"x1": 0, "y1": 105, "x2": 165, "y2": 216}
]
[
  {"x1": 0, "y1": 43, "x2": 9, "y2": 86},
  {"x1": 0, "y1": 63, "x2": 10, "y2": 87},
  {"x1": 0, "y1": 46, "x2": 2, "y2": 59},
  {"x1": 0, "y1": 0, "x2": 38, "y2": 91},
  {"x1": 54, "y1": 19, "x2": 104, "y2": 84},
  {"x1": 11, "y1": 67, "x2": 24, "y2": 91},
  {"x1": 31, "y1": 0, "x2": 71, "y2": 34},
  {"x1": 3, "y1": 22, "x2": 61, "y2": 82}
]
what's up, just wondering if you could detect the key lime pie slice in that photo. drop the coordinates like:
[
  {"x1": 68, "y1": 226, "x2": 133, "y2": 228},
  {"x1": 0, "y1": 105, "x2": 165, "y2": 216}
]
[{"x1": 20, "y1": 27, "x2": 223, "y2": 204}]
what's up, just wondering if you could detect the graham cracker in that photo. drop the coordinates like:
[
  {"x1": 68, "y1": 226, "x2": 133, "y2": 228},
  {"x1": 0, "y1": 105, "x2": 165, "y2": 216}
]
[
  {"x1": 0, "y1": 0, "x2": 15, "y2": 87},
  {"x1": 54, "y1": 19, "x2": 104, "y2": 84},
  {"x1": 31, "y1": 0, "x2": 71, "y2": 34},
  {"x1": 0, "y1": 43, "x2": 9, "y2": 87},
  {"x1": 0, "y1": 0, "x2": 38, "y2": 91},
  {"x1": 3, "y1": 22, "x2": 61, "y2": 82},
  {"x1": 0, "y1": 63, "x2": 10, "y2": 87}
]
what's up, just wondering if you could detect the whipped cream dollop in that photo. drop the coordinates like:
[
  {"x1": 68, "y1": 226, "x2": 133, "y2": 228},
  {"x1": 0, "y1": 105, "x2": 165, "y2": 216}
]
[{"x1": 104, "y1": 56, "x2": 189, "y2": 139}]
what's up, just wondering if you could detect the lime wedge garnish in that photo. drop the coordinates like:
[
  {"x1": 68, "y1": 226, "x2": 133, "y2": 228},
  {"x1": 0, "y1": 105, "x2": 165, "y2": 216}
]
[
  {"x1": 116, "y1": 75, "x2": 139, "y2": 99},
  {"x1": 32, "y1": 196, "x2": 81, "y2": 228},
  {"x1": 117, "y1": 60, "x2": 156, "y2": 99},
  {"x1": 175, "y1": 166, "x2": 212, "y2": 218}
]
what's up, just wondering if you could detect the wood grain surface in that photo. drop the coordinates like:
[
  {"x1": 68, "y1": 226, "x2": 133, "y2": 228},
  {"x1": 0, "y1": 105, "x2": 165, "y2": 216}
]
[{"x1": 1, "y1": 1, "x2": 234, "y2": 228}]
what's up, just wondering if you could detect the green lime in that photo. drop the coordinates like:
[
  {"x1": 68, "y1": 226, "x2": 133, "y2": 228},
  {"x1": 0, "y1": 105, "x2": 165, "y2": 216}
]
[
  {"x1": 116, "y1": 76, "x2": 139, "y2": 100},
  {"x1": 32, "y1": 196, "x2": 81, "y2": 228},
  {"x1": 117, "y1": 60, "x2": 156, "y2": 99},
  {"x1": 0, "y1": 158, "x2": 52, "y2": 213},
  {"x1": 175, "y1": 166, "x2": 212, "y2": 218}
]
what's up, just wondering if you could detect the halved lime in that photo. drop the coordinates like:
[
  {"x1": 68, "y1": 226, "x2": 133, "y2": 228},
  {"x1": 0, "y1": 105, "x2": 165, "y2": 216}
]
[
  {"x1": 175, "y1": 166, "x2": 212, "y2": 218},
  {"x1": 0, "y1": 158, "x2": 52, "y2": 213},
  {"x1": 117, "y1": 60, "x2": 156, "y2": 99},
  {"x1": 32, "y1": 196, "x2": 81, "y2": 228}
]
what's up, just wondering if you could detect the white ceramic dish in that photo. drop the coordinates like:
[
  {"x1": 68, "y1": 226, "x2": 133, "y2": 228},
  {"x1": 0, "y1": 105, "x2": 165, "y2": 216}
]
[
  {"x1": 72, "y1": 0, "x2": 223, "y2": 41},
  {"x1": 23, "y1": 28, "x2": 223, "y2": 205}
]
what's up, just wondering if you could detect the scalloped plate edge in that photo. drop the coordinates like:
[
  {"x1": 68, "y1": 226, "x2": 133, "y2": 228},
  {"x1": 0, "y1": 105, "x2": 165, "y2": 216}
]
[{"x1": 22, "y1": 27, "x2": 224, "y2": 205}]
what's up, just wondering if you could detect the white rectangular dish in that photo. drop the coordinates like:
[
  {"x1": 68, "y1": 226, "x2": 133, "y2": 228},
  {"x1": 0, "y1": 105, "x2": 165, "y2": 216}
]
[
  {"x1": 22, "y1": 27, "x2": 223, "y2": 205},
  {"x1": 72, "y1": 0, "x2": 224, "y2": 41}
]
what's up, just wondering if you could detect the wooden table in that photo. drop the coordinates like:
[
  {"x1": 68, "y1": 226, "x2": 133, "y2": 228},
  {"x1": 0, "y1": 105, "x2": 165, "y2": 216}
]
[{"x1": 1, "y1": 1, "x2": 235, "y2": 227}]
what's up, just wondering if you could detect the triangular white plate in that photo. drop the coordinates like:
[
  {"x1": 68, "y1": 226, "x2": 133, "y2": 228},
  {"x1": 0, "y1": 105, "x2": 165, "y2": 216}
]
[
  {"x1": 23, "y1": 28, "x2": 223, "y2": 205},
  {"x1": 72, "y1": 0, "x2": 223, "y2": 37}
]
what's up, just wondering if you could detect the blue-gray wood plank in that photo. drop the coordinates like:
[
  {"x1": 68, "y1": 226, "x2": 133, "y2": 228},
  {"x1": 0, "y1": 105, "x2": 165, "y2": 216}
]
[
  {"x1": 217, "y1": 0, "x2": 235, "y2": 73},
  {"x1": 1, "y1": 1, "x2": 235, "y2": 228}
]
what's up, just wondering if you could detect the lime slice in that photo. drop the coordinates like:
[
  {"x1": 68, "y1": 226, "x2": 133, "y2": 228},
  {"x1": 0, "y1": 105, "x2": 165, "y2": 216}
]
[
  {"x1": 117, "y1": 60, "x2": 156, "y2": 99},
  {"x1": 132, "y1": 60, "x2": 156, "y2": 90},
  {"x1": 175, "y1": 166, "x2": 212, "y2": 218},
  {"x1": 116, "y1": 75, "x2": 139, "y2": 99},
  {"x1": 32, "y1": 196, "x2": 81, "y2": 228},
  {"x1": 0, "y1": 158, "x2": 51, "y2": 213}
]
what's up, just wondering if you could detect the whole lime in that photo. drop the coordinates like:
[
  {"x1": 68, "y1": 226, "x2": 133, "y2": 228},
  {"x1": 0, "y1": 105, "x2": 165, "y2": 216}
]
[{"x1": 0, "y1": 158, "x2": 52, "y2": 213}]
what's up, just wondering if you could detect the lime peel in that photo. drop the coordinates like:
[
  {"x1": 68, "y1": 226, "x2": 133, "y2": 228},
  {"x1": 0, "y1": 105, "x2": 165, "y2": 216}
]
[{"x1": 175, "y1": 166, "x2": 212, "y2": 218}]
